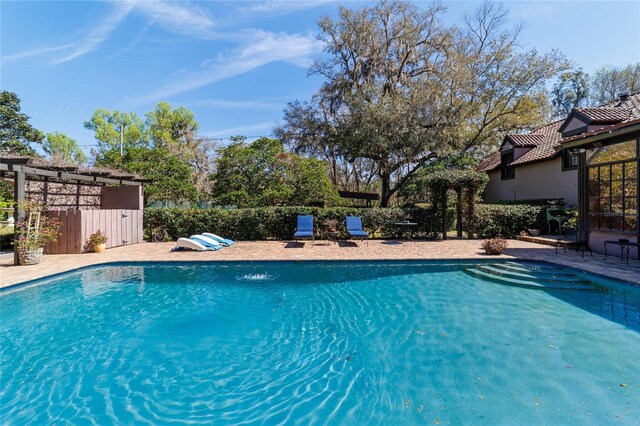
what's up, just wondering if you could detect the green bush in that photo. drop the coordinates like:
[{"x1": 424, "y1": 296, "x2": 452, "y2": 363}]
[
  {"x1": 474, "y1": 204, "x2": 546, "y2": 238},
  {"x1": 144, "y1": 206, "x2": 455, "y2": 241}
]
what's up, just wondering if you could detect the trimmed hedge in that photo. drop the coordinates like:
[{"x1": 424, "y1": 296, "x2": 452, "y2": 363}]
[
  {"x1": 144, "y1": 203, "x2": 544, "y2": 241},
  {"x1": 474, "y1": 204, "x2": 546, "y2": 238},
  {"x1": 144, "y1": 206, "x2": 456, "y2": 241}
]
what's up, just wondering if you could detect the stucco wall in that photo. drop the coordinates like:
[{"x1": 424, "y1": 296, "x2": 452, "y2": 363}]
[
  {"x1": 483, "y1": 157, "x2": 578, "y2": 205},
  {"x1": 562, "y1": 116, "x2": 587, "y2": 133},
  {"x1": 590, "y1": 231, "x2": 640, "y2": 259}
]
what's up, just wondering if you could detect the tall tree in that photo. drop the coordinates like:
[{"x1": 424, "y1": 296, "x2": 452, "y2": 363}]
[
  {"x1": 85, "y1": 104, "x2": 213, "y2": 204},
  {"x1": 0, "y1": 91, "x2": 45, "y2": 155},
  {"x1": 146, "y1": 101, "x2": 198, "y2": 154},
  {"x1": 83, "y1": 108, "x2": 149, "y2": 160},
  {"x1": 146, "y1": 102, "x2": 215, "y2": 200},
  {"x1": 43, "y1": 132, "x2": 87, "y2": 164},
  {"x1": 437, "y1": 1, "x2": 567, "y2": 153},
  {"x1": 590, "y1": 63, "x2": 640, "y2": 105},
  {"x1": 276, "y1": 99, "x2": 379, "y2": 193},
  {"x1": 278, "y1": 0, "x2": 568, "y2": 206},
  {"x1": 97, "y1": 146, "x2": 198, "y2": 205},
  {"x1": 550, "y1": 69, "x2": 590, "y2": 118},
  {"x1": 211, "y1": 137, "x2": 338, "y2": 207}
]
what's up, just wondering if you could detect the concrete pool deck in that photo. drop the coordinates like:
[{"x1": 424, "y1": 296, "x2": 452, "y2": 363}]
[{"x1": 1, "y1": 239, "x2": 640, "y2": 288}]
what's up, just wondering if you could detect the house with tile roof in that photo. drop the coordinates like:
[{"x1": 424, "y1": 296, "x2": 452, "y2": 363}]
[
  {"x1": 479, "y1": 92, "x2": 640, "y2": 256},
  {"x1": 478, "y1": 119, "x2": 579, "y2": 205},
  {"x1": 479, "y1": 92, "x2": 640, "y2": 207}
]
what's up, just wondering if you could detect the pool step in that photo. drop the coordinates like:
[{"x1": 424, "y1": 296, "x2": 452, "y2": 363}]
[
  {"x1": 503, "y1": 261, "x2": 572, "y2": 274},
  {"x1": 477, "y1": 265, "x2": 591, "y2": 284},
  {"x1": 498, "y1": 263, "x2": 575, "y2": 276},
  {"x1": 465, "y1": 266, "x2": 600, "y2": 291}
]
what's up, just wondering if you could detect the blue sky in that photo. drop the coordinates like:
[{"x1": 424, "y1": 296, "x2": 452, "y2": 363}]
[{"x1": 1, "y1": 0, "x2": 639, "y2": 156}]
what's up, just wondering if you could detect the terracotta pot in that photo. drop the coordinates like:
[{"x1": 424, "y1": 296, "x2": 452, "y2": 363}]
[
  {"x1": 19, "y1": 248, "x2": 44, "y2": 265},
  {"x1": 94, "y1": 243, "x2": 107, "y2": 253},
  {"x1": 484, "y1": 248, "x2": 503, "y2": 255}
]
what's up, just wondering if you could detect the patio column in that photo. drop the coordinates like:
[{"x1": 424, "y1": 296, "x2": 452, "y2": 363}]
[
  {"x1": 13, "y1": 170, "x2": 25, "y2": 265},
  {"x1": 576, "y1": 149, "x2": 588, "y2": 243}
]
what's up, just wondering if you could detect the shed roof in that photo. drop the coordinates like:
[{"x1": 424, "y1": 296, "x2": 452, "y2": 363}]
[{"x1": 0, "y1": 155, "x2": 149, "y2": 185}]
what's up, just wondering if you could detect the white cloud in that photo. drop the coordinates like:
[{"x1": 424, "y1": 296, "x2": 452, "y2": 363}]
[
  {"x1": 136, "y1": 30, "x2": 324, "y2": 104},
  {"x1": 133, "y1": 1, "x2": 216, "y2": 39},
  {"x1": 203, "y1": 121, "x2": 276, "y2": 139},
  {"x1": 108, "y1": 22, "x2": 152, "y2": 60},
  {"x1": 1, "y1": 44, "x2": 73, "y2": 63},
  {"x1": 51, "y1": 1, "x2": 136, "y2": 64},
  {"x1": 188, "y1": 98, "x2": 283, "y2": 110},
  {"x1": 236, "y1": 0, "x2": 333, "y2": 15},
  {"x1": 6, "y1": 0, "x2": 217, "y2": 65}
]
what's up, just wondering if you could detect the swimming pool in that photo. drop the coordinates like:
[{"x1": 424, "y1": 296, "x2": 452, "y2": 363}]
[{"x1": 1, "y1": 261, "x2": 639, "y2": 424}]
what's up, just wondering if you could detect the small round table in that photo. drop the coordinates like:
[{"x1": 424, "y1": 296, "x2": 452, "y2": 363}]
[
  {"x1": 324, "y1": 230, "x2": 339, "y2": 245},
  {"x1": 394, "y1": 221, "x2": 417, "y2": 242}
]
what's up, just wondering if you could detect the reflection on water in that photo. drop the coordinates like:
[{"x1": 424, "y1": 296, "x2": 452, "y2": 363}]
[
  {"x1": 81, "y1": 266, "x2": 146, "y2": 297},
  {"x1": 1, "y1": 261, "x2": 638, "y2": 424}
]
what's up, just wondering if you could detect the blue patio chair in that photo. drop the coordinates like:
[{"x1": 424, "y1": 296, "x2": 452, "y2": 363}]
[
  {"x1": 294, "y1": 215, "x2": 314, "y2": 243},
  {"x1": 346, "y1": 216, "x2": 368, "y2": 245}
]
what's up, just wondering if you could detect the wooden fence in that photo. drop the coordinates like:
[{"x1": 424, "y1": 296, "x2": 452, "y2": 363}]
[{"x1": 45, "y1": 209, "x2": 143, "y2": 254}]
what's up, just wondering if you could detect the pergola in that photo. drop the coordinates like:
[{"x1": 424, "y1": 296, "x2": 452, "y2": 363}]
[
  {"x1": 337, "y1": 190, "x2": 380, "y2": 207},
  {"x1": 1, "y1": 156, "x2": 149, "y2": 264}
]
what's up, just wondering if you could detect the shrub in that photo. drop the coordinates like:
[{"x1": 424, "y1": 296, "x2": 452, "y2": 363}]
[
  {"x1": 474, "y1": 204, "x2": 546, "y2": 238},
  {"x1": 143, "y1": 206, "x2": 454, "y2": 241},
  {"x1": 481, "y1": 237, "x2": 508, "y2": 255}
]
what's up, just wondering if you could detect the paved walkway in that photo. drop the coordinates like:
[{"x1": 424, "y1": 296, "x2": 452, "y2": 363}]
[{"x1": 2, "y1": 239, "x2": 639, "y2": 288}]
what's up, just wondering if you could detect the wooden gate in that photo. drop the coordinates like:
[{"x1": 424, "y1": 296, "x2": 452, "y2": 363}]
[{"x1": 45, "y1": 209, "x2": 144, "y2": 254}]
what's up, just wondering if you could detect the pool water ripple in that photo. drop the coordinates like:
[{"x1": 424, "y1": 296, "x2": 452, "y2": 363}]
[{"x1": 1, "y1": 262, "x2": 639, "y2": 424}]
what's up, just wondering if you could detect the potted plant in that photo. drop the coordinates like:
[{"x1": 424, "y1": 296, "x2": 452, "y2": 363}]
[
  {"x1": 481, "y1": 237, "x2": 508, "y2": 255},
  {"x1": 14, "y1": 203, "x2": 61, "y2": 265},
  {"x1": 87, "y1": 230, "x2": 108, "y2": 253}
]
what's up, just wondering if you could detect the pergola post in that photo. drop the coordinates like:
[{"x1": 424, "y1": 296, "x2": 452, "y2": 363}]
[
  {"x1": 441, "y1": 188, "x2": 447, "y2": 240},
  {"x1": 13, "y1": 170, "x2": 25, "y2": 265},
  {"x1": 456, "y1": 188, "x2": 463, "y2": 238}
]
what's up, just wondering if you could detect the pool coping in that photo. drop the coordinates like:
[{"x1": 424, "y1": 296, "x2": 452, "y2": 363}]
[{"x1": 3, "y1": 257, "x2": 639, "y2": 294}]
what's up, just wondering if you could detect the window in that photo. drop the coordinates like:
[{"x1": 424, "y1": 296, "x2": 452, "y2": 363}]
[
  {"x1": 501, "y1": 150, "x2": 515, "y2": 180},
  {"x1": 587, "y1": 140, "x2": 639, "y2": 233},
  {"x1": 562, "y1": 150, "x2": 578, "y2": 171}
]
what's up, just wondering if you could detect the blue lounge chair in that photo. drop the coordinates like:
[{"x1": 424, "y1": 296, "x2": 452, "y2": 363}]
[
  {"x1": 294, "y1": 215, "x2": 314, "y2": 243},
  {"x1": 346, "y1": 216, "x2": 368, "y2": 245}
]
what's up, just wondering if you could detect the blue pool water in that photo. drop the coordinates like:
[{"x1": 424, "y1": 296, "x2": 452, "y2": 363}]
[{"x1": 1, "y1": 261, "x2": 639, "y2": 425}]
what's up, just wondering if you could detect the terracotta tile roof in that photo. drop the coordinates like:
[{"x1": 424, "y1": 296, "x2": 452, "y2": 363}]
[
  {"x1": 477, "y1": 120, "x2": 563, "y2": 172},
  {"x1": 560, "y1": 92, "x2": 640, "y2": 144},
  {"x1": 576, "y1": 108, "x2": 631, "y2": 123},
  {"x1": 505, "y1": 133, "x2": 545, "y2": 147},
  {"x1": 478, "y1": 92, "x2": 640, "y2": 170},
  {"x1": 510, "y1": 120, "x2": 563, "y2": 166},
  {"x1": 601, "y1": 92, "x2": 640, "y2": 120},
  {"x1": 477, "y1": 152, "x2": 501, "y2": 172}
]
